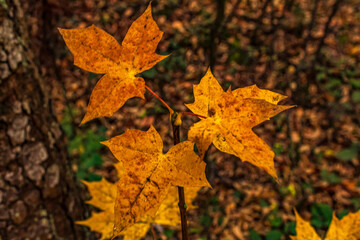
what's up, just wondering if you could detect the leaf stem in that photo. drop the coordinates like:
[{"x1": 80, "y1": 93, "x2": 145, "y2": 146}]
[
  {"x1": 150, "y1": 224, "x2": 157, "y2": 240},
  {"x1": 171, "y1": 117, "x2": 189, "y2": 240},
  {"x1": 145, "y1": 85, "x2": 173, "y2": 113},
  {"x1": 181, "y1": 112, "x2": 207, "y2": 119}
]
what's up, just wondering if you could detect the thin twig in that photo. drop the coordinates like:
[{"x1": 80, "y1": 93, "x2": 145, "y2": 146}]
[
  {"x1": 314, "y1": 0, "x2": 342, "y2": 62},
  {"x1": 210, "y1": 0, "x2": 226, "y2": 69},
  {"x1": 150, "y1": 224, "x2": 157, "y2": 240},
  {"x1": 145, "y1": 85, "x2": 173, "y2": 113},
  {"x1": 172, "y1": 121, "x2": 188, "y2": 240}
]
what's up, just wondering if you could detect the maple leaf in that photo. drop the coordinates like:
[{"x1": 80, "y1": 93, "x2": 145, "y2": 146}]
[
  {"x1": 291, "y1": 209, "x2": 360, "y2": 240},
  {"x1": 120, "y1": 187, "x2": 200, "y2": 240},
  {"x1": 59, "y1": 3, "x2": 168, "y2": 124},
  {"x1": 76, "y1": 179, "x2": 117, "y2": 240},
  {"x1": 101, "y1": 125, "x2": 210, "y2": 235},
  {"x1": 186, "y1": 69, "x2": 293, "y2": 178},
  {"x1": 290, "y1": 210, "x2": 322, "y2": 240},
  {"x1": 76, "y1": 165, "x2": 200, "y2": 240}
]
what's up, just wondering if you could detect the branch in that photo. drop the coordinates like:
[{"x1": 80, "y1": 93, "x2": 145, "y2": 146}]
[
  {"x1": 210, "y1": 0, "x2": 226, "y2": 69},
  {"x1": 314, "y1": 0, "x2": 342, "y2": 62},
  {"x1": 171, "y1": 115, "x2": 188, "y2": 240}
]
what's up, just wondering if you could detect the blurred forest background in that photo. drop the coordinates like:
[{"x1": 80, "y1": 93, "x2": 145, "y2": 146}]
[{"x1": 1, "y1": 0, "x2": 360, "y2": 239}]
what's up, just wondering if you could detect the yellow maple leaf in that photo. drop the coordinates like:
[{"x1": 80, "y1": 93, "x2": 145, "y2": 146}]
[
  {"x1": 76, "y1": 179, "x2": 117, "y2": 240},
  {"x1": 291, "y1": 209, "x2": 360, "y2": 240},
  {"x1": 121, "y1": 187, "x2": 200, "y2": 240},
  {"x1": 59, "y1": 3, "x2": 168, "y2": 124},
  {"x1": 290, "y1": 210, "x2": 322, "y2": 240},
  {"x1": 76, "y1": 177, "x2": 200, "y2": 240},
  {"x1": 186, "y1": 69, "x2": 293, "y2": 178},
  {"x1": 101, "y1": 125, "x2": 210, "y2": 236}
]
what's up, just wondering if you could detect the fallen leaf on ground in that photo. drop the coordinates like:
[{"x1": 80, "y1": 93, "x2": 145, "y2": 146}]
[{"x1": 291, "y1": 209, "x2": 360, "y2": 240}]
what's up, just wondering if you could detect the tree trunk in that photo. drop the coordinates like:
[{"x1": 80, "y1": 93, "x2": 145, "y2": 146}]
[{"x1": 0, "y1": 1, "x2": 89, "y2": 239}]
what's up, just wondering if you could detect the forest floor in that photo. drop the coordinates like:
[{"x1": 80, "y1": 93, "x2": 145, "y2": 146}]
[{"x1": 27, "y1": 0, "x2": 360, "y2": 239}]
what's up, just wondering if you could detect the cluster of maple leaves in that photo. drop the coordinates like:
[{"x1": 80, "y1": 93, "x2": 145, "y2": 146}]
[
  {"x1": 59, "y1": 3, "x2": 360, "y2": 240},
  {"x1": 76, "y1": 161, "x2": 201, "y2": 240}
]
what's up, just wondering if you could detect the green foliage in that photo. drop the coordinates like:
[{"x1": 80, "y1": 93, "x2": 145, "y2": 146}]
[
  {"x1": 273, "y1": 143, "x2": 284, "y2": 156},
  {"x1": 189, "y1": 227, "x2": 203, "y2": 234},
  {"x1": 338, "y1": 209, "x2": 350, "y2": 220},
  {"x1": 61, "y1": 106, "x2": 107, "y2": 181},
  {"x1": 324, "y1": 78, "x2": 342, "y2": 98},
  {"x1": 336, "y1": 143, "x2": 359, "y2": 161},
  {"x1": 316, "y1": 61, "x2": 360, "y2": 107},
  {"x1": 200, "y1": 214, "x2": 212, "y2": 228},
  {"x1": 228, "y1": 38, "x2": 255, "y2": 65},
  {"x1": 259, "y1": 199, "x2": 270, "y2": 208},
  {"x1": 233, "y1": 190, "x2": 246, "y2": 201},
  {"x1": 320, "y1": 170, "x2": 342, "y2": 184},
  {"x1": 350, "y1": 79, "x2": 360, "y2": 88},
  {"x1": 310, "y1": 203, "x2": 333, "y2": 228},
  {"x1": 163, "y1": 228, "x2": 175, "y2": 238},
  {"x1": 0, "y1": 0, "x2": 9, "y2": 10},
  {"x1": 284, "y1": 221, "x2": 296, "y2": 235},
  {"x1": 141, "y1": 67, "x2": 157, "y2": 78},
  {"x1": 352, "y1": 90, "x2": 360, "y2": 103},
  {"x1": 249, "y1": 229, "x2": 261, "y2": 240},
  {"x1": 265, "y1": 229, "x2": 282, "y2": 240},
  {"x1": 160, "y1": 52, "x2": 186, "y2": 72},
  {"x1": 301, "y1": 182, "x2": 315, "y2": 194},
  {"x1": 268, "y1": 215, "x2": 283, "y2": 228},
  {"x1": 351, "y1": 198, "x2": 360, "y2": 211}
]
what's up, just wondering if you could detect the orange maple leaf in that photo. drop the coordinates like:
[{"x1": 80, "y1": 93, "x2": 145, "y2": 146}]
[
  {"x1": 59, "y1": 3, "x2": 167, "y2": 124},
  {"x1": 101, "y1": 126, "x2": 210, "y2": 236},
  {"x1": 186, "y1": 69, "x2": 294, "y2": 178},
  {"x1": 291, "y1": 209, "x2": 360, "y2": 240}
]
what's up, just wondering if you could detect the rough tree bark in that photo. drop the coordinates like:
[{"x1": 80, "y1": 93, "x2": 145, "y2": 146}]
[{"x1": 0, "y1": 1, "x2": 89, "y2": 239}]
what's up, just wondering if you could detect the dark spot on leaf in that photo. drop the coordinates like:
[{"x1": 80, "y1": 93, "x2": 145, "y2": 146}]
[{"x1": 208, "y1": 108, "x2": 215, "y2": 117}]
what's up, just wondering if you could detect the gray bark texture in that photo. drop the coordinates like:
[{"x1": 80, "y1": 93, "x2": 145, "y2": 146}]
[{"x1": 0, "y1": 1, "x2": 90, "y2": 239}]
